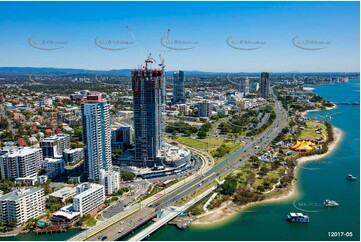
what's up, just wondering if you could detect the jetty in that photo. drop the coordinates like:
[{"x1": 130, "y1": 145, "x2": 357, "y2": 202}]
[{"x1": 169, "y1": 218, "x2": 193, "y2": 229}]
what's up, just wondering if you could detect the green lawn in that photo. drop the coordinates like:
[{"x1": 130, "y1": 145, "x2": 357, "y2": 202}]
[
  {"x1": 84, "y1": 217, "x2": 97, "y2": 227},
  {"x1": 177, "y1": 137, "x2": 243, "y2": 165},
  {"x1": 176, "y1": 137, "x2": 230, "y2": 152},
  {"x1": 298, "y1": 120, "x2": 327, "y2": 141}
]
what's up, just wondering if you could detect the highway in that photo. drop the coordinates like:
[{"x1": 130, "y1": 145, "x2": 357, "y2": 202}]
[{"x1": 88, "y1": 208, "x2": 156, "y2": 241}]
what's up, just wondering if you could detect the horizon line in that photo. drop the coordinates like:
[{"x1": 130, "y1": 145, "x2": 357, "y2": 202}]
[{"x1": 0, "y1": 66, "x2": 359, "y2": 74}]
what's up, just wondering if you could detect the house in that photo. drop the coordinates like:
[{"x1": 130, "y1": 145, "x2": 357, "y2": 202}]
[
  {"x1": 45, "y1": 129, "x2": 55, "y2": 136},
  {"x1": 28, "y1": 137, "x2": 38, "y2": 145},
  {"x1": 17, "y1": 138, "x2": 27, "y2": 147}
]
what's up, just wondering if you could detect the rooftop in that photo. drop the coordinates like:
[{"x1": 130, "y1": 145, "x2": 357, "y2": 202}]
[
  {"x1": 0, "y1": 147, "x2": 42, "y2": 158},
  {"x1": 49, "y1": 187, "x2": 76, "y2": 199},
  {"x1": 0, "y1": 187, "x2": 43, "y2": 201},
  {"x1": 73, "y1": 183, "x2": 104, "y2": 199}
]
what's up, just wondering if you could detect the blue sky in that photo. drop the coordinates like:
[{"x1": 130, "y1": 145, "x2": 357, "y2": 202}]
[{"x1": 0, "y1": 1, "x2": 359, "y2": 72}]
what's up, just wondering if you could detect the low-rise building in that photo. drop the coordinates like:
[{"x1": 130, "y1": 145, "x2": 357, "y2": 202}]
[
  {"x1": 63, "y1": 148, "x2": 83, "y2": 165},
  {"x1": 43, "y1": 158, "x2": 65, "y2": 178},
  {"x1": 51, "y1": 204, "x2": 80, "y2": 223},
  {"x1": 49, "y1": 187, "x2": 77, "y2": 203},
  {"x1": 111, "y1": 126, "x2": 131, "y2": 153},
  {"x1": 178, "y1": 104, "x2": 190, "y2": 115},
  {"x1": 40, "y1": 134, "x2": 70, "y2": 159}
]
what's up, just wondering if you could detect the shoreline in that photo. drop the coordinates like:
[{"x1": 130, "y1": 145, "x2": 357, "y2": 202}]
[
  {"x1": 192, "y1": 111, "x2": 343, "y2": 227},
  {"x1": 301, "y1": 103, "x2": 337, "y2": 118}
]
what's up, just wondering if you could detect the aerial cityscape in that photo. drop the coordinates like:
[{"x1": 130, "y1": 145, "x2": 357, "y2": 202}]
[{"x1": 0, "y1": 1, "x2": 359, "y2": 241}]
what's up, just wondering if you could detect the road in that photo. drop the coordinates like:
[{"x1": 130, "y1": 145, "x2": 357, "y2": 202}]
[{"x1": 88, "y1": 208, "x2": 156, "y2": 241}]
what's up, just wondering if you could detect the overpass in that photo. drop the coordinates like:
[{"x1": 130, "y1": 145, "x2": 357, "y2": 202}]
[
  {"x1": 128, "y1": 185, "x2": 217, "y2": 241},
  {"x1": 68, "y1": 205, "x2": 142, "y2": 241}
]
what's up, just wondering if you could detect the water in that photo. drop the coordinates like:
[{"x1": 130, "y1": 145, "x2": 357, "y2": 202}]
[
  {"x1": 1, "y1": 229, "x2": 81, "y2": 241},
  {"x1": 147, "y1": 80, "x2": 360, "y2": 241}
]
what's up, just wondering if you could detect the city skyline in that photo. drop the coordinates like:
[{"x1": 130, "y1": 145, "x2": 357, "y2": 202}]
[{"x1": 0, "y1": 1, "x2": 359, "y2": 72}]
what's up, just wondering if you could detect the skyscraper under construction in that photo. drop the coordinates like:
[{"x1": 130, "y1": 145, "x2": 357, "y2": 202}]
[{"x1": 132, "y1": 68, "x2": 163, "y2": 166}]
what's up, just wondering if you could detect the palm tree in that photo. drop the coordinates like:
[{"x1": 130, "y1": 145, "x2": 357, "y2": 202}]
[{"x1": 8, "y1": 218, "x2": 18, "y2": 227}]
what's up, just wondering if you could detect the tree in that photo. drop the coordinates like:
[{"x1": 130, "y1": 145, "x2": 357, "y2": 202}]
[
  {"x1": 120, "y1": 170, "x2": 135, "y2": 181},
  {"x1": 260, "y1": 166, "x2": 269, "y2": 175},
  {"x1": 220, "y1": 175, "x2": 238, "y2": 196},
  {"x1": 8, "y1": 218, "x2": 18, "y2": 227},
  {"x1": 197, "y1": 130, "x2": 207, "y2": 139}
]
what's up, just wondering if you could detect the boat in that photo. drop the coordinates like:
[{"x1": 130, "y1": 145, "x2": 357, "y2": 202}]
[
  {"x1": 346, "y1": 174, "x2": 357, "y2": 180},
  {"x1": 287, "y1": 213, "x2": 310, "y2": 223},
  {"x1": 323, "y1": 199, "x2": 339, "y2": 207}
]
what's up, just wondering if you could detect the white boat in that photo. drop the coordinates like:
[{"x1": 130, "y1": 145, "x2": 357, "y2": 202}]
[
  {"x1": 323, "y1": 199, "x2": 339, "y2": 207},
  {"x1": 287, "y1": 213, "x2": 310, "y2": 223},
  {"x1": 346, "y1": 174, "x2": 357, "y2": 180}
]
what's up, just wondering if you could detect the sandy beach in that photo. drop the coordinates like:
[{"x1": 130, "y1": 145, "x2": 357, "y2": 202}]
[
  {"x1": 192, "y1": 124, "x2": 343, "y2": 227},
  {"x1": 301, "y1": 104, "x2": 337, "y2": 118}
]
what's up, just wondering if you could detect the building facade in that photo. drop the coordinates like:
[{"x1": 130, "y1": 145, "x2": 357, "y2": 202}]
[
  {"x1": 40, "y1": 134, "x2": 70, "y2": 159},
  {"x1": 111, "y1": 126, "x2": 131, "y2": 152},
  {"x1": 63, "y1": 148, "x2": 84, "y2": 166},
  {"x1": 239, "y1": 78, "x2": 250, "y2": 96},
  {"x1": 250, "y1": 81, "x2": 260, "y2": 93},
  {"x1": 72, "y1": 183, "x2": 105, "y2": 216},
  {"x1": 132, "y1": 69, "x2": 163, "y2": 165},
  {"x1": 81, "y1": 93, "x2": 112, "y2": 181},
  {"x1": 178, "y1": 104, "x2": 190, "y2": 115},
  {"x1": 0, "y1": 147, "x2": 42, "y2": 179},
  {"x1": 99, "y1": 169, "x2": 120, "y2": 195},
  {"x1": 172, "y1": 71, "x2": 186, "y2": 104},
  {"x1": 197, "y1": 101, "x2": 212, "y2": 118},
  {"x1": 43, "y1": 158, "x2": 65, "y2": 178},
  {"x1": 0, "y1": 188, "x2": 45, "y2": 226},
  {"x1": 259, "y1": 72, "x2": 270, "y2": 99}
]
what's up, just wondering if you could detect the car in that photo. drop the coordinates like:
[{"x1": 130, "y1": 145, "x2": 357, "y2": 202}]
[{"x1": 100, "y1": 236, "x2": 107, "y2": 241}]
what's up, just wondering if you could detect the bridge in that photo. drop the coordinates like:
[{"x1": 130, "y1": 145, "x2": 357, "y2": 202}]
[
  {"x1": 127, "y1": 185, "x2": 217, "y2": 241},
  {"x1": 68, "y1": 205, "x2": 142, "y2": 241}
]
